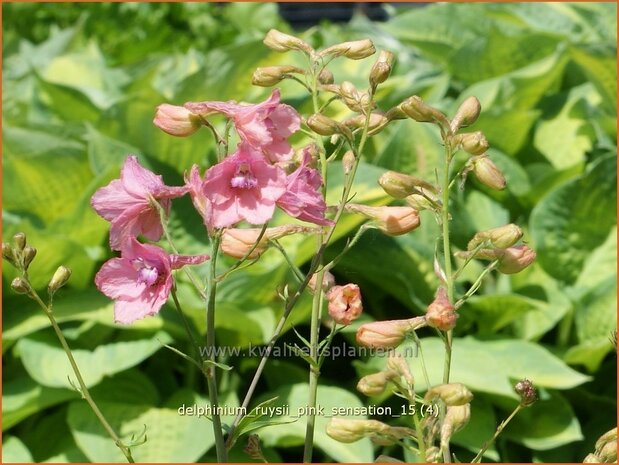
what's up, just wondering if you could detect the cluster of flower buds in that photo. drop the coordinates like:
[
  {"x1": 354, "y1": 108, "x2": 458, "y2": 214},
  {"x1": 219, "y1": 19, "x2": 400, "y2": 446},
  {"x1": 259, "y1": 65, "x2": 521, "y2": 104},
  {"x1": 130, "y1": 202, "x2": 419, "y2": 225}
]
[
  {"x1": 456, "y1": 224, "x2": 535, "y2": 274},
  {"x1": 514, "y1": 378, "x2": 537, "y2": 407},
  {"x1": 584, "y1": 428, "x2": 617, "y2": 463},
  {"x1": 326, "y1": 417, "x2": 414, "y2": 446},
  {"x1": 3, "y1": 233, "x2": 37, "y2": 273},
  {"x1": 356, "y1": 352, "x2": 415, "y2": 397}
]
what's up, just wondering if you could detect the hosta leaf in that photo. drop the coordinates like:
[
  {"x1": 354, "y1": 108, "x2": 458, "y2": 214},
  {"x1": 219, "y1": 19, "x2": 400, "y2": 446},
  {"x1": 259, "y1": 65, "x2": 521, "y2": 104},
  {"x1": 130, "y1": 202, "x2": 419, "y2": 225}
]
[{"x1": 3, "y1": 436, "x2": 33, "y2": 463}]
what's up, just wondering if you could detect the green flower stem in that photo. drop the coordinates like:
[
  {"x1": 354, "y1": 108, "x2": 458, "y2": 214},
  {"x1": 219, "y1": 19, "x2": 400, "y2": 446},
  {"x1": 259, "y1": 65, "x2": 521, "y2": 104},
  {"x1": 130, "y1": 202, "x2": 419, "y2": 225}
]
[
  {"x1": 471, "y1": 404, "x2": 523, "y2": 463},
  {"x1": 441, "y1": 143, "x2": 455, "y2": 387},
  {"x1": 454, "y1": 260, "x2": 499, "y2": 309},
  {"x1": 28, "y1": 290, "x2": 135, "y2": 463},
  {"x1": 205, "y1": 233, "x2": 227, "y2": 462},
  {"x1": 302, "y1": 265, "x2": 325, "y2": 463},
  {"x1": 412, "y1": 406, "x2": 427, "y2": 462}
]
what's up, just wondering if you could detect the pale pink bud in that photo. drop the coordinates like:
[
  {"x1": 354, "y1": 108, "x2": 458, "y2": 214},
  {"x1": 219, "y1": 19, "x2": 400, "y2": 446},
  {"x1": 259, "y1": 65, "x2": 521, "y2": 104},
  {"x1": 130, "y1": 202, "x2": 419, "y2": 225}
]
[
  {"x1": 357, "y1": 370, "x2": 397, "y2": 396},
  {"x1": 340, "y1": 81, "x2": 372, "y2": 113},
  {"x1": 399, "y1": 96, "x2": 450, "y2": 129},
  {"x1": 425, "y1": 287, "x2": 457, "y2": 331},
  {"x1": 263, "y1": 29, "x2": 313, "y2": 54},
  {"x1": 370, "y1": 50, "x2": 395, "y2": 88},
  {"x1": 326, "y1": 418, "x2": 389, "y2": 443},
  {"x1": 308, "y1": 270, "x2": 335, "y2": 295},
  {"x1": 425, "y1": 382, "x2": 473, "y2": 406},
  {"x1": 387, "y1": 352, "x2": 414, "y2": 387},
  {"x1": 346, "y1": 204, "x2": 420, "y2": 236},
  {"x1": 450, "y1": 96, "x2": 481, "y2": 132},
  {"x1": 342, "y1": 150, "x2": 355, "y2": 175},
  {"x1": 440, "y1": 404, "x2": 471, "y2": 450},
  {"x1": 459, "y1": 131, "x2": 489, "y2": 155},
  {"x1": 320, "y1": 39, "x2": 376, "y2": 60},
  {"x1": 154, "y1": 104, "x2": 201, "y2": 137},
  {"x1": 467, "y1": 224, "x2": 523, "y2": 250},
  {"x1": 356, "y1": 316, "x2": 427, "y2": 348},
  {"x1": 497, "y1": 245, "x2": 536, "y2": 274},
  {"x1": 252, "y1": 65, "x2": 305, "y2": 87},
  {"x1": 379, "y1": 171, "x2": 437, "y2": 199},
  {"x1": 221, "y1": 225, "x2": 319, "y2": 259},
  {"x1": 471, "y1": 154, "x2": 506, "y2": 190},
  {"x1": 327, "y1": 283, "x2": 363, "y2": 325},
  {"x1": 306, "y1": 114, "x2": 352, "y2": 139},
  {"x1": 344, "y1": 112, "x2": 389, "y2": 135}
]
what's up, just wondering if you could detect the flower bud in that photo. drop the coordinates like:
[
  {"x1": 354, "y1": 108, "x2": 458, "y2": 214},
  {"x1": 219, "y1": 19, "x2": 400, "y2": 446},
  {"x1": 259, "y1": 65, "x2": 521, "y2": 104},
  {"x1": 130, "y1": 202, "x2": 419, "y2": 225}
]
[
  {"x1": 222, "y1": 225, "x2": 319, "y2": 259},
  {"x1": 340, "y1": 81, "x2": 372, "y2": 113},
  {"x1": 371, "y1": 426, "x2": 416, "y2": 446},
  {"x1": 306, "y1": 114, "x2": 352, "y2": 139},
  {"x1": 22, "y1": 246, "x2": 37, "y2": 270},
  {"x1": 320, "y1": 39, "x2": 376, "y2": 60},
  {"x1": 308, "y1": 270, "x2": 335, "y2": 295},
  {"x1": 244, "y1": 434, "x2": 265, "y2": 462},
  {"x1": 11, "y1": 277, "x2": 31, "y2": 295},
  {"x1": 459, "y1": 131, "x2": 489, "y2": 155},
  {"x1": 468, "y1": 224, "x2": 523, "y2": 250},
  {"x1": 356, "y1": 316, "x2": 427, "y2": 348},
  {"x1": 425, "y1": 447, "x2": 441, "y2": 462},
  {"x1": 440, "y1": 404, "x2": 471, "y2": 449},
  {"x1": 326, "y1": 418, "x2": 388, "y2": 443},
  {"x1": 2, "y1": 242, "x2": 16, "y2": 266},
  {"x1": 471, "y1": 155, "x2": 506, "y2": 190},
  {"x1": 263, "y1": 29, "x2": 313, "y2": 54},
  {"x1": 154, "y1": 104, "x2": 201, "y2": 137},
  {"x1": 342, "y1": 150, "x2": 355, "y2": 175},
  {"x1": 514, "y1": 378, "x2": 537, "y2": 407},
  {"x1": 379, "y1": 171, "x2": 437, "y2": 199},
  {"x1": 346, "y1": 204, "x2": 420, "y2": 236},
  {"x1": 405, "y1": 193, "x2": 440, "y2": 212},
  {"x1": 450, "y1": 96, "x2": 481, "y2": 132},
  {"x1": 399, "y1": 96, "x2": 450, "y2": 129},
  {"x1": 344, "y1": 112, "x2": 389, "y2": 135},
  {"x1": 425, "y1": 288, "x2": 457, "y2": 331},
  {"x1": 594, "y1": 428, "x2": 618, "y2": 463},
  {"x1": 48, "y1": 266, "x2": 71, "y2": 294},
  {"x1": 252, "y1": 65, "x2": 305, "y2": 87},
  {"x1": 387, "y1": 352, "x2": 414, "y2": 387},
  {"x1": 497, "y1": 245, "x2": 536, "y2": 274},
  {"x1": 370, "y1": 50, "x2": 395, "y2": 88},
  {"x1": 357, "y1": 370, "x2": 396, "y2": 396},
  {"x1": 425, "y1": 383, "x2": 473, "y2": 406},
  {"x1": 13, "y1": 232, "x2": 26, "y2": 251},
  {"x1": 385, "y1": 106, "x2": 408, "y2": 121},
  {"x1": 327, "y1": 283, "x2": 363, "y2": 325},
  {"x1": 318, "y1": 68, "x2": 334, "y2": 85}
]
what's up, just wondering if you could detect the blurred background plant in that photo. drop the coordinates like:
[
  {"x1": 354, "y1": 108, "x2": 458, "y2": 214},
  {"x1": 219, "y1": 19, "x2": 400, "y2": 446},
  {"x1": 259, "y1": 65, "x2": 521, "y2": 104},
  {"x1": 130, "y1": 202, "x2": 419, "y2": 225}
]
[{"x1": 2, "y1": 2, "x2": 616, "y2": 463}]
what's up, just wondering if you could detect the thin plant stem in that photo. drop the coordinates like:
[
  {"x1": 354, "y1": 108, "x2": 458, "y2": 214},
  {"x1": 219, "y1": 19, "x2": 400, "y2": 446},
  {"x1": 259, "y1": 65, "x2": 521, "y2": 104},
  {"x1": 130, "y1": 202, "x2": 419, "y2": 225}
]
[
  {"x1": 29, "y1": 291, "x2": 135, "y2": 463},
  {"x1": 271, "y1": 239, "x2": 305, "y2": 283},
  {"x1": 412, "y1": 406, "x2": 427, "y2": 462},
  {"x1": 455, "y1": 260, "x2": 499, "y2": 309},
  {"x1": 471, "y1": 405, "x2": 523, "y2": 463},
  {"x1": 170, "y1": 285, "x2": 204, "y2": 364},
  {"x1": 205, "y1": 233, "x2": 227, "y2": 462},
  {"x1": 441, "y1": 143, "x2": 455, "y2": 388}
]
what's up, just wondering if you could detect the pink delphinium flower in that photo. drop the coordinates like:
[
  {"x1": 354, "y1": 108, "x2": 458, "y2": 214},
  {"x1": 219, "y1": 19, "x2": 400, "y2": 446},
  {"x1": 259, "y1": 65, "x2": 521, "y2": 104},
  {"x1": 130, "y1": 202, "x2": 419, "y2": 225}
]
[
  {"x1": 185, "y1": 89, "x2": 301, "y2": 163},
  {"x1": 184, "y1": 165, "x2": 212, "y2": 230},
  {"x1": 327, "y1": 283, "x2": 363, "y2": 325},
  {"x1": 95, "y1": 238, "x2": 209, "y2": 324},
  {"x1": 202, "y1": 143, "x2": 286, "y2": 228},
  {"x1": 91, "y1": 156, "x2": 187, "y2": 250},
  {"x1": 277, "y1": 146, "x2": 333, "y2": 226}
]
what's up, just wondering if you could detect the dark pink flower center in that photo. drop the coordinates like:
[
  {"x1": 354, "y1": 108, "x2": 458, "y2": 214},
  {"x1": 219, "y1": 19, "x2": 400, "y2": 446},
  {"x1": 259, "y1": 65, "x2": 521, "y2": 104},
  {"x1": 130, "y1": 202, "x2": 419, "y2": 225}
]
[
  {"x1": 230, "y1": 162, "x2": 258, "y2": 189},
  {"x1": 132, "y1": 259, "x2": 160, "y2": 286}
]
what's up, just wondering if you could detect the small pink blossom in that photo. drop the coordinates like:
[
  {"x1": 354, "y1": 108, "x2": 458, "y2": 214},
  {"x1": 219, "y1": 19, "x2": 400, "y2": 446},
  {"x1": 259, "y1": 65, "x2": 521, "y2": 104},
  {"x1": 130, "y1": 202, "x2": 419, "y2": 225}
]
[
  {"x1": 95, "y1": 238, "x2": 209, "y2": 324},
  {"x1": 185, "y1": 89, "x2": 301, "y2": 163},
  {"x1": 277, "y1": 147, "x2": 333, "y2": 226},
  {"x1": 91, "y1": 156, "x2": 187, "y2": 250},
  {"x1": 327, "y1": 283, "x2": 363, "y2": 325},
  {"x1": 202, "y1": 143, "x2": 287, "y2": 228}
]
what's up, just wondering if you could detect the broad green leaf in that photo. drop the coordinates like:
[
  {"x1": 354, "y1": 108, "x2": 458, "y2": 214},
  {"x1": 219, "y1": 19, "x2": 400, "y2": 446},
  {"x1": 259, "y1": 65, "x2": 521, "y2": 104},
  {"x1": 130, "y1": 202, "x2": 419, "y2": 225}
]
[
  {"x1": 530, "y1": 154, "x2": 617, "y2": 284},
  {"x1": 67, "y1": 399, "x2": 214, "y2": 462},
  {"x1": 503, "y1": 391, "x2": 583, "y2": 450},
  {"x1": 85, "y1": 124, "x2": 141, "y2": 174},
  {"x1": 89, "y1": 369, "x2": 161, "y2": 406},
  {"x1": 258, "y1": 384, "x2": 374, "y2": 463},
  {"x1": 3, "y1": 436, "x2": 33, "y2": 463},
  {"x1": 396, "y1": 337, "x2": 590, "y2": 399},
  {"x1": 451, "y1": 396, "x2": 498, "y2": 460},
  {"x1": 462, "y1": 294, "x2": 542, "y2": 335},
  {"x1": 574, "y1": 227, "x2": 617, "y2": 291},
  {"x1": 17, "y1": 330, "x2": 171, "y2": 389},
  {"x1": 3, "y1": 376, "x2": 78, "y2": 430},
  {"x1": 534, "y1": 85, "x2": 596, "y2": 169},
  {"x1": 570, "y1": 45, "x2": 617, "y2": 115}
]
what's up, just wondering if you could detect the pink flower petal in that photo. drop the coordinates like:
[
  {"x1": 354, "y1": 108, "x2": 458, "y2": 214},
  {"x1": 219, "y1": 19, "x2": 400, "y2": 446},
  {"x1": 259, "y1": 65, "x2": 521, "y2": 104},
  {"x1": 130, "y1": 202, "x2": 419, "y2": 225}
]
[
  {"x1": 170, "y1": 254, "x2": 210, "y2": 269},
  {"x1": 91, "y1": 179, "x2": 142, "y2": 221},
  {"x1": 95, "y1": 258, "x2": 146, "y2": 300},
  {"x1": 121, "y1": 155, "x2": 165, "y2": 198}
]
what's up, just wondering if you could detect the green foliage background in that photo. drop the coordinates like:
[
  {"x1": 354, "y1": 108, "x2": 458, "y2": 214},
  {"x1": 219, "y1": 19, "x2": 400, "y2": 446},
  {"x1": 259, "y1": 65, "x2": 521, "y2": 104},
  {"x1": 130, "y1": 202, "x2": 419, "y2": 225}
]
[{"x1": 2, "y1": 3, "x2": 617, "y2": 463}]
